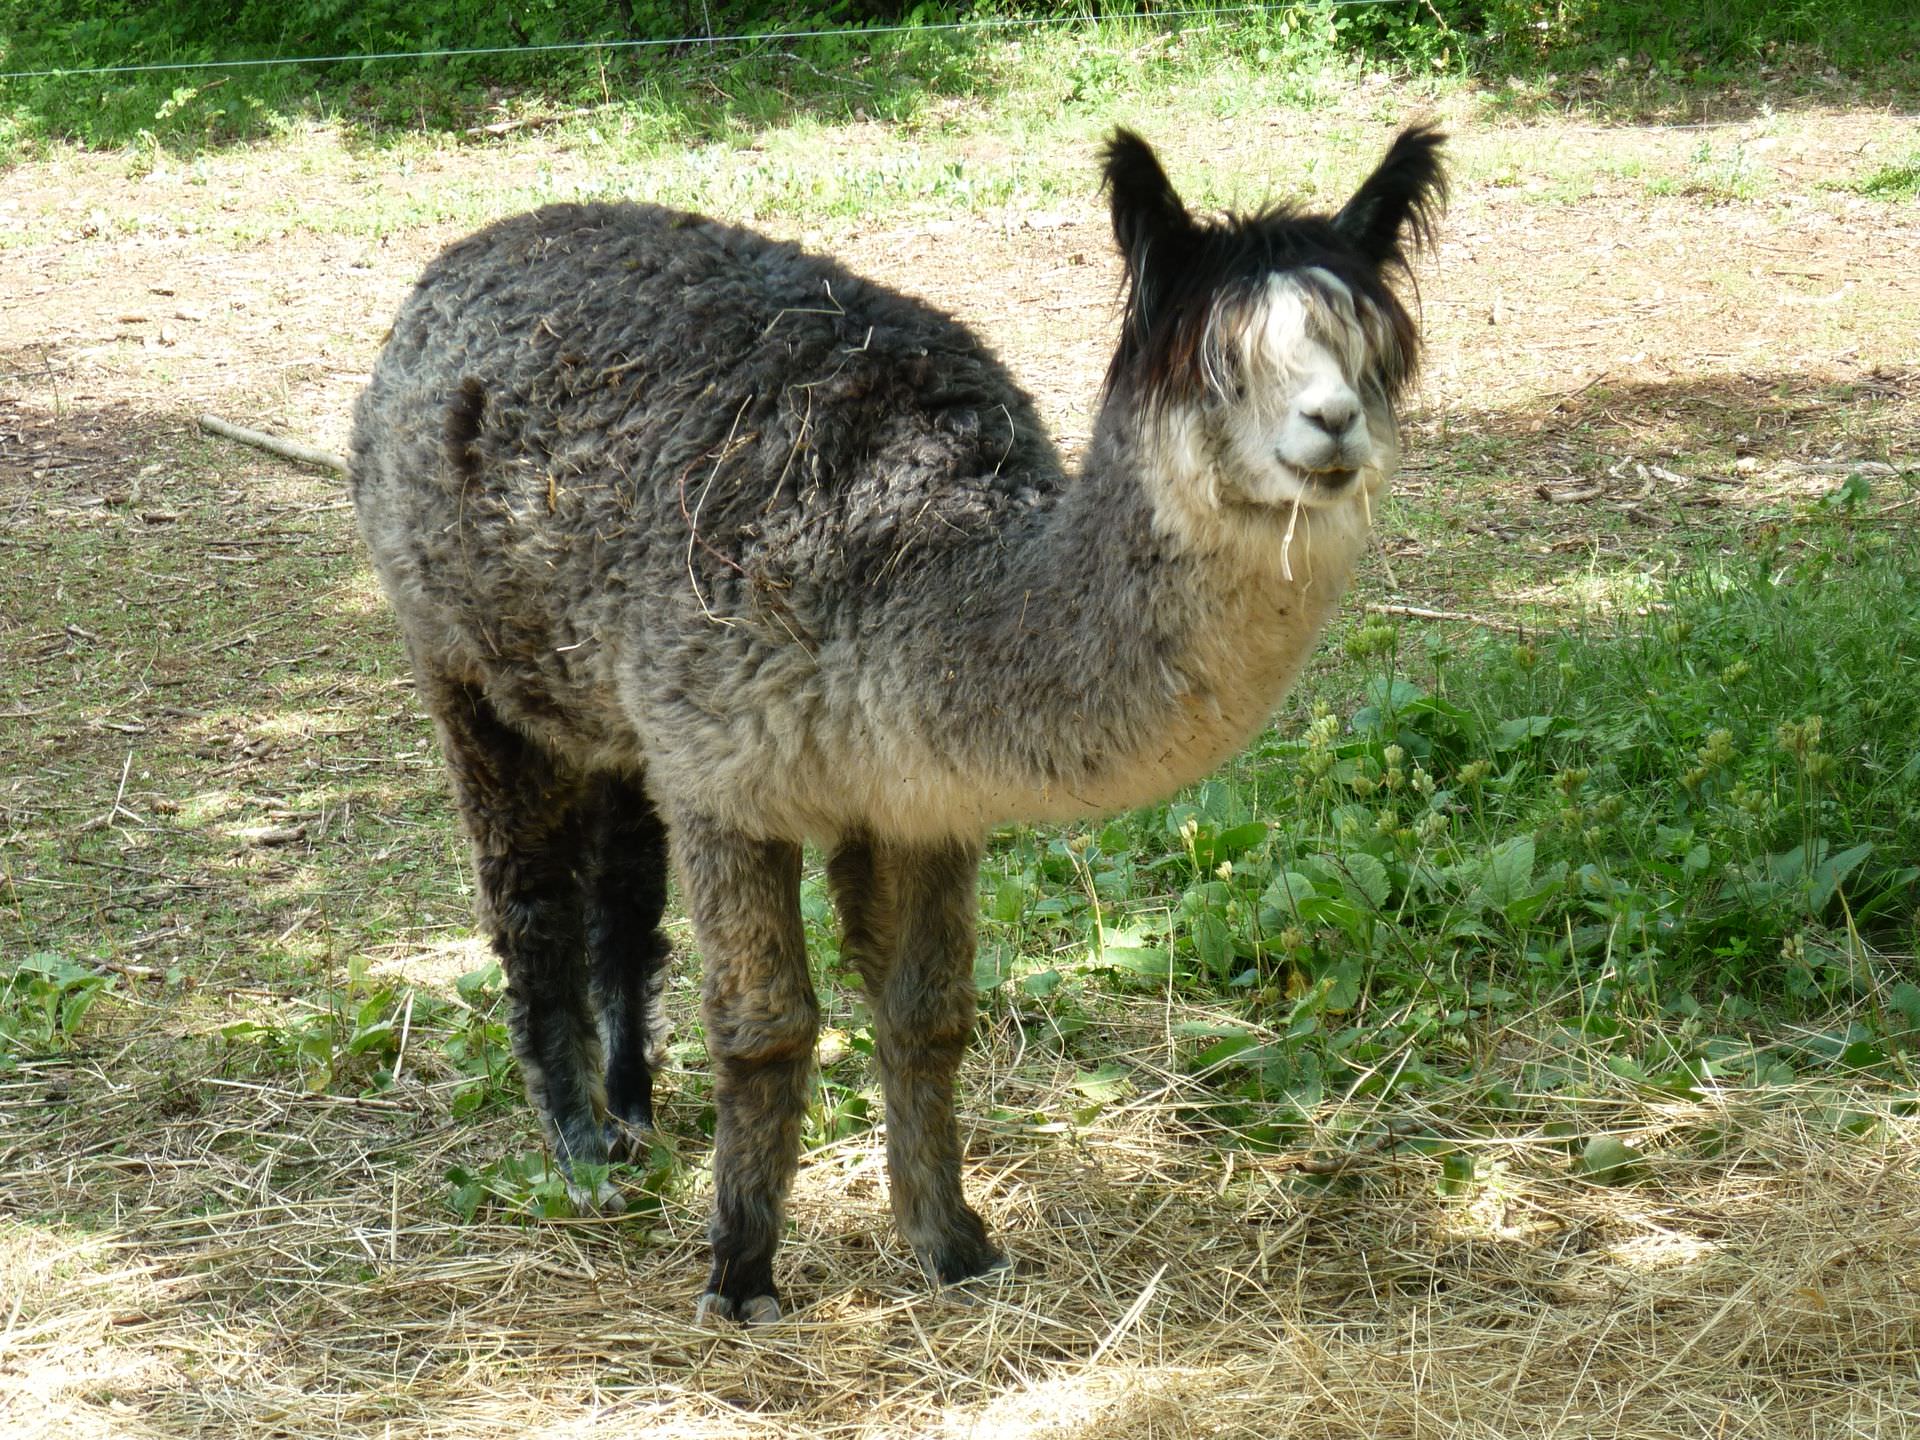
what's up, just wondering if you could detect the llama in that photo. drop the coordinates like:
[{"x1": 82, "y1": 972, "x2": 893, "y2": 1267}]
[{"x1": 350, "y1": 125, "x2": 1445, "y2": 1324}]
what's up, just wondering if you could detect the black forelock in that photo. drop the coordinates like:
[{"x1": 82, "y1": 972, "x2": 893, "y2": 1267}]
[{"x1": 1102, "y1": 203, "x2": 1422, "y2": 409}]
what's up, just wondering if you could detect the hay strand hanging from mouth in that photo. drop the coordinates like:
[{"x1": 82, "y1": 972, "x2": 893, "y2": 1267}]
[{"x1": 1280, "y1": 490, "x2": 1303, "y2": 582}]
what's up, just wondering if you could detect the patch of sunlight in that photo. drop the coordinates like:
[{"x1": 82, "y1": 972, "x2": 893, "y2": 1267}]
[
  {"x1": 177, "y1": 787, "x2": 243, "y2": 826},
  {"x1": 333, "y1": 569, "x2": 394, "y2": 616},
  {"x1": 1605, "y1": 1231, "x2": 1724, "y2": 1271},
  {"x1": 1498, "y1": 563, "x2": 1668, "y2": 616},
  {"x1": 1456, "y1": 1159, "x2": 1560, "y2": 1243},
  {"x1": 177, "y1": 701, "x2": 417, "y2": 759},
  {"x1": 922, "y1": 1365, "x2": 1205, "y2": 1440},
  {"x1": 0, "y1": 1220, "x2": 177, "y2": 1440},
  {"x1": 363, "y1": 934, "x2": 490, "y2": 988}
]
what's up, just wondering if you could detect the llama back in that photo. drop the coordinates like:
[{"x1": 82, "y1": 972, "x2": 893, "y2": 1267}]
[{"x1": 349, "y1": 202, "x2": 1065, "y2": 773}]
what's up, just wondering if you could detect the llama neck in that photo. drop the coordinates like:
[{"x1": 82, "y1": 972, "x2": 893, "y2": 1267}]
[{"x1": 886, "y1": 403, "x2": 1373, "y2": 826}]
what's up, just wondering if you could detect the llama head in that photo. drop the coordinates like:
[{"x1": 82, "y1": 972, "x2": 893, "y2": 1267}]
[{"x1": 1101, "y1": 125, "x2": 1446, "y2": 558}]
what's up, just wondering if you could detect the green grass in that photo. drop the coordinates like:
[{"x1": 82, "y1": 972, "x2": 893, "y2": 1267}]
[
  {"x1": 0, "y1": 4, "x2": 1372, "y2": 156},
  {"x1": 926, "y1": 495, "x2": 1920, "y2": 1162},
  {"x1": 26, "y1": 492, "x2": 1913, "y2": 1198},
  {"x1": 1642, "y1": 135, "x2": 1768, "y2": 200},
  {"x1": 7, "y1": 0, "x2": 1920, "y2": 157},
  {"x1": 1857, "y1": 153, "x2": 1920, "y2": 199}
]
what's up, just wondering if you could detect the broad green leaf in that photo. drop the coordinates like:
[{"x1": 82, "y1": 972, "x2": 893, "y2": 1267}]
[
  {"x1": 1503, "y1": 863, "x2": 1567, "y2": 927},
  {"x1": 1364, "y1": 677, "x2": 1425, "y2": 711},
  {"x1": 455, "y1": 963, "x2": 503, "y2": 1006},
  {"x1": 973, "y1": 943, "x2": 1017, "y2": 993},
  {"x1": 1491, "y1": 715, "x2": 1556, "y2": 751},
  {"x1": 1101, "y1": 945, "x2": 1176, "y2": 979},
  {"x1": 1402, "y1": 692, "x2": 1475, "y2": 727},
  {"x1": 1840, "y1": 1039, "x2": 1888, "y2": 1071},
  {"x1": 989, "y1": 877, "x2": 1028, "y2": 923},
  {"x1": 1323, "y1": 957, "x2": 1363, "y2": 1013},
  {"x1": 1189, "y1": 913, "x2": 1235, "y2": 977},
  {"x1": 1192, "y1": 1034, "x2": 1261, "y2": 1069},
  {"x1": 1579, "y1": 1136, "x2": 1641, "y2": 1184},
  {"x1": 1260, "y1": 871, "x2": 1318, "y2": 912},
  {"x1": 1477, "y1": 836, "x2": 1536, "y2": 911},
  {"x1": 1338, "y1": 852, "x2": 1390, "y2": 909},
  {"x1": 1072, "y1": 1064, "x2": 1132, "y2": 1102},
  {"x1": 1439, "y1": 1149, "x2": 1476, "y2": 1194},
  {"x1": 1212, "y1": 821, "x2": 1271, "y2": 860},
  {"x1": 1808, "y1": 841, "x2": 1873, "y2": 911}
]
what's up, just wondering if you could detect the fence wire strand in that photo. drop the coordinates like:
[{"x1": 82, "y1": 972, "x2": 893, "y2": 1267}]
[{"x1": 0, "y1": 0, "x2": 1408, "y2": 83}]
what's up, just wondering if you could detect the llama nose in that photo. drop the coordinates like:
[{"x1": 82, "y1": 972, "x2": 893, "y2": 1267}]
[{"x1": 1302, "y1": 395, "x2": 1361, "y2": 438}]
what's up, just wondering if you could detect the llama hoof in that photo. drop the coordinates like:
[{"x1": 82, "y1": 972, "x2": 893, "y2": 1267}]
[
  {"x1": 920, "y1": 1237, "x2": 1012, "y2": 1289},
  {"x1": 603, "y1": 1115, "x2": 654, "y2": 1163},
  {"x1": 933, "y1": 1255, "x2": 1014, "y2": 1306},
  {"x1": 915, "y1": 1208, "x2": 1008, "y2": 1288},
  {"x1": 947, "y1": 1252, "x2": 1014, "y2": 1286},
  {"x1": 695, "y1": 1291, "x2": 781, "y2": 1327},
  {"x1": 564, "y1": 1175, "x2": 627, "y2": 1214}
]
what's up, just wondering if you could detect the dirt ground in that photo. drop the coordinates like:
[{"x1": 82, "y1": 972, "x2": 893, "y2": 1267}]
[
  {"x1": 5, "y1": 104, "x2": 1916, "y2": 557},
  {"x1": 2, "y1": 92, "x2": 1919, "y2": 1440}
]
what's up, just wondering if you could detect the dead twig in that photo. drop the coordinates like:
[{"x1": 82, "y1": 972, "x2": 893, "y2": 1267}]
[
  {"x1": 1280, "y1": 1118, "x2": 1422, "y2": 1176},
  {"x1": 1365, "y1": 602, "x2": 1534, "y2": 634},
  {"x1": 462, "y1": 106, "x2": 598, "y2": 138},
  {"x1": 197, "y1": 414, "x2": 347, "y2": 476}
]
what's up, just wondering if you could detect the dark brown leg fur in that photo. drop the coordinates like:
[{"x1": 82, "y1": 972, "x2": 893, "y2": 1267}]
[
  {"x1": 672, "y1": 814, "x2": 818, "y2": 1324},
  {"x1": 422, "y1": 673, "x2": 612, "y2": 1202},
  {"x1": 828, "y1": 837, "x2": 1005, "y2": 1287},
  {"x1": 583, "y1": 776, "x2": 673, "y2": 1161}
]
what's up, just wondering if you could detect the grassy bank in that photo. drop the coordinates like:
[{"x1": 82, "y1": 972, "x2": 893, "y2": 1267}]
[{"x1": 5, "y1": 0, "x2": 1919, "y2": 155}]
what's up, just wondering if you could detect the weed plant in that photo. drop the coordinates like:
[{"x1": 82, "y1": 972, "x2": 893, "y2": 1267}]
[
  {"x1": 962, "y1": 492, "x2": 1920, "y2": 1158},
  {"x1": 1856, "y1": 153, "x2": 1920, "y2": 200}
]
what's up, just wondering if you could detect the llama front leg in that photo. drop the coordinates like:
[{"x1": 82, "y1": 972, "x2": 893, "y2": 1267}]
[
  {"x1": 673, "y1": 816, "x2": 817, "y2": 1325},
  {"x1": 829, "y1": 838, "x2": 1005, "y2": 1287},
  {"x1": 426, "y1": 677, "x2": 613, "y2": 1205},
  {"x1": 583, "y1": 776, "x2": 673, "y2": 1161}
]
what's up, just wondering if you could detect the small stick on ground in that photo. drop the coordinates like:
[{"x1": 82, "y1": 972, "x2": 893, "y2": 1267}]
[
  {"x1": 1366, "y1": 602, "x2": 1533, "y2": 634},
  {"x1": 198, "y1": 414, "x2": 348, "y2": 476}
]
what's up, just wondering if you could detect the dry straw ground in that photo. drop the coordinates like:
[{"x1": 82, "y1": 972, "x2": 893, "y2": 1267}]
[
  {"x1": 3, "y1": 86, "x2": 1919, "y2": 1440},
  {"x1": 12, "y1": 1029, "x2": 1920, "y2": 1439}
]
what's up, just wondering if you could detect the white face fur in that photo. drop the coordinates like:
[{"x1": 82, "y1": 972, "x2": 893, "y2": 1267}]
[
  {"x1": 1140, "y1": 268, "x2": 1402, "y2": 571},
  {"x1": 1209, "y1": 269, "x2": 1399, "y2": 511}
]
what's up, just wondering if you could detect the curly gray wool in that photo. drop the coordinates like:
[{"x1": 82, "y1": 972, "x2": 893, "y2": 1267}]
[{"x1": 352, "y1": 201, "x2": 1247, "y2": 842}]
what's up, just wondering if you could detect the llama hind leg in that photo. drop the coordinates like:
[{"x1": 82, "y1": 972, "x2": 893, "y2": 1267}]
[
  {"x1": 673, "y1": 815, "x2": 817, "y2": 1325},
  {"x1": 582, "y1": 775, "x2": 673, "y2": 1162},
  {"x1": 424, "y1": 675, "x2": 614, "y2": 1206},
  {"x1": 828, "y1": 838, "x2": 1006, "y2": 1288}
]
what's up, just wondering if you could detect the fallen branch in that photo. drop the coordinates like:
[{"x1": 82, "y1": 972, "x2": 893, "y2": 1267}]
[
  {"x1": 1280, "y1": 1119, "x2": 1422, "y2": 1177},
  {"x1": 463, "y1": 105, "x2": 597, "y2": 138},
  {"x1": 1365, "y1": 602, "x2": 1534, "y2": 634},
  {"x1": 198, "y1": 414, "x2": 347, "y2": 476}
]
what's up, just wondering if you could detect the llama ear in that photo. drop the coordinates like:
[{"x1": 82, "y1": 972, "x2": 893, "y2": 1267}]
[
  {"x1": 1102, "y1": 129, "x2": 1195, "y2": 284},
  {"x1": 1332, "y1": 123, "x2": 1448, "y2": 270}
]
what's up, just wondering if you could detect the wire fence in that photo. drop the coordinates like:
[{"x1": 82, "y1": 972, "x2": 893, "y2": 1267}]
[{"x1": 0, "y1": 0, "x2": 1409, "y2": 82}]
